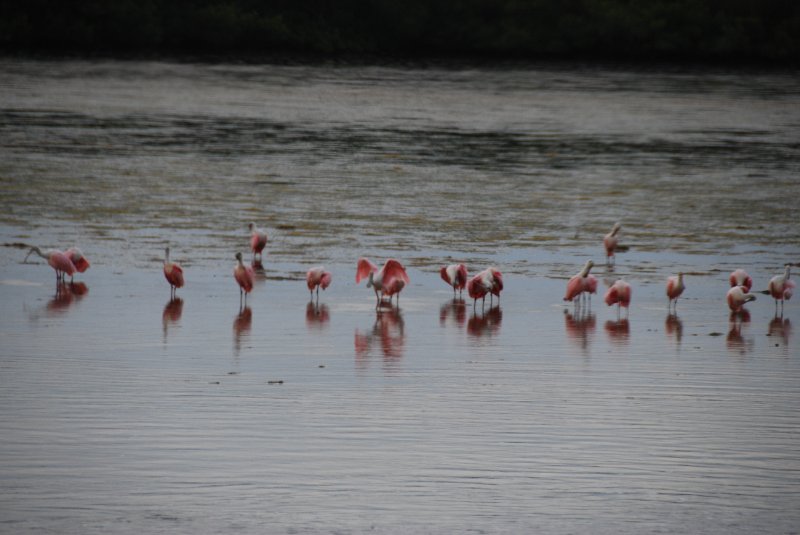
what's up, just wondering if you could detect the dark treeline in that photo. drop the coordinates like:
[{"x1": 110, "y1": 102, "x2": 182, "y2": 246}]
[{"x1": 1, "y1": 0, "x2": 798, "y2": 63}]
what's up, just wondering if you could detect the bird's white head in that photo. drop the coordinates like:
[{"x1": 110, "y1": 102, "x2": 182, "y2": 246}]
[
  {"x1": 611, "y1": 222, "x2": 621, "y2": 235},
  {"x1": 581, "y1": 260, "x2": 594, "y2": 276}
]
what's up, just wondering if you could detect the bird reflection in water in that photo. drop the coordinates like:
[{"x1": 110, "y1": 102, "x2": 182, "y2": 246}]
[
  {"x1": 767, "y1": 315, "x2": 792, "y2": 348},
  {"x1": 467, "y1": 306, "x2": 502, "y2": 338},
  {"x1": 440, "y1": 298, "x2": 467, "y2": 328},
  {"x1": 233, "y1": 306, "x2": 252, "y2": 356},
  {"x1": 665, "y1": 313, "x2": 683, "y2": 345},
  {"x1": 251, "y1": 259, "x2": 267, "y2": 282},
  {"x1": 604, "y1": 318, "x2": 630, "y2": 345},
  {"x1": 46, "y1": 281, "x2": 88, "y2": 314},
  {"x1": 306, "y1": 301, "x2": 330, "y2": 330},
  {"x1": 354, "y1": 306, "x2": 405, "y2": 368},
  {"x1": 162, "y1": 297, "x2": 184, "y2": 343},
  {"x1": 727, "y1": 309, "x2": 754, "y2": 355},
  {"x1": 564, "y1": 308, "x2": 596, "y2": 355}
]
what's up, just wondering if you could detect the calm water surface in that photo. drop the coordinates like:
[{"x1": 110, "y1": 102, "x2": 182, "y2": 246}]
[{"x1": 0, "y1": 59, "x2": 799, "y2": 533}]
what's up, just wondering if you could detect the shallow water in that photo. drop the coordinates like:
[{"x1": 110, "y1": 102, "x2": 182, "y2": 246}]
[{"x1": 1, "y1": 59, "x2": 799, "y2": 533}]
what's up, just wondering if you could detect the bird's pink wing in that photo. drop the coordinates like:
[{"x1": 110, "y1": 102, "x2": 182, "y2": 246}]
[
  {"x1": 604, "y1": 285, "x2": 619, "y2": 306},
  {"x1": 440, "y1": 266, "x2": 450, "y2": 284},
  {"x1": 619, "y1": 283, "x2": 632, "y2": 305},
  {"x1": 234, "y1": 265, "x2": 254, "y2": 292},
  {"x1": 666, "y1": 277, "x2": 676, "y2": 297},
  {"x1": 491, "y1": 270, "x2": 503, "y2": 293},
  {"x1": 65, "y1": 248, "x2": 90, "y2": 273},
  {"x1": 584, "y1": 274, "x2": 598, "y2": 294},
  {"x1": 165, "y1": 263, "x2": 184, "y2": 288},
  {"x1": 356, "y1": 257, "x2": 378, "y2": 283},
  {"x1": 51, "y1": 252, "x2": 76, "y2": 275},
  {"x1": 383, "y1": 259, "x2": 409, "y2": 283},
  {"x1": 456, "y1": 264, "x2": 468, "y2": 288},
  {"x1": 564, "y1": 275, "x2": 582, "y2": 301},
  {"x1": 251, "y1": 232, "x2": 267, "y2": 253},
  {"x1": 320, "y1": 272, "x2": 332, "y2": 290},
  {"x1": 306, "y1": 268, "x2": 321, "y2": 289}
]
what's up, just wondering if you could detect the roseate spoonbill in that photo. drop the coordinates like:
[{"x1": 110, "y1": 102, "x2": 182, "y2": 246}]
[
  {"x1": 604, "y1": 223, "x2": 621, "y2": 265},
  {"x1": 488, "y1": 267, "x2": 504, "y2": 304},
  {"x1": 24, "y1": 246, "x2": 76, "y2": 283},
  {"x1": 604, "y1": 279, "x2": 631, "y2": 318},
  {"x1": 306, "y1": 266, "x2": 332, "y2": 300},
  {"x1": 234, "y1": 252, "x2": 255, "y2": 306},
  {"x1": 163, "y1": 246, "x2": 184, "y2": 298},
  {"x1": 729, "y1": 269, "x2": 752, "y2": 291},
  {"x1": 440, "y1": 263, "x2": 468, "y2": 296},
  {"x1": 64, "y1": 247, "x2": 90, "y2": 281},
  {"x1": 666, "y1": 272, "x2": 685, "y2": 311},
  {"x1": 564, "y1": 260, "x2": 594, "y2": 304},
  {"x1": 356, "y1": 257, "x2": 409, "y2": 306},
  {"x1": 768, "y1": 265, "x2": 795, "y2": 314},
  {"x1": 467, "y1": 274, "x2": 489, "y2": 308},
  {"x1": 248, "y1": 223, "x2": 268, "y2": 261},
  {"x1": 467, "y1": 268, "x2": 502, "y2": 308},
  {"x1": 727, "y1": 285, "x2": 756, "y2": 312}
]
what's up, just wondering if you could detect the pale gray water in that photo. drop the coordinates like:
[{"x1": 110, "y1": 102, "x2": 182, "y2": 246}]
[{"x1": 0, "y1": 59, "x2": 799, "y2": 534}]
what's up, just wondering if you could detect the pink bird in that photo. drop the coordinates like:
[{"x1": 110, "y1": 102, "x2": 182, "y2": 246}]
[
  {"x1": 24, "y1": 246, "x2": 76, "y2": 283},
  {"x1": 729, "y1": 269, "x2": 753, "y2": 291},
  {"x1": 234, "y1": 251, "x2": 255, "y2": 306},
  {"x1": 163, "y1": 246, "x2": 184, "y2": 298},
  {"x1": 440, "y1": 263, "x2": 468, "y2": 296},
  {"x1": 603, "y1": 223, "x2": 621, "y2": 265},
  {"x1": 604, "y1": 279, "x2": 632, "y2": 317},
  {"x1": 488, "y1": 268, "x2": 504, "y2": 303},
  {"x1": 306, "y1": 266, "x2": 332, "y2": 300},
  {"x1": 64, "y1": 247, "x2": 90, "y2": 280},
  {"x1": 727, "y1": 285, "x2": 756, "y2": 312},
  {"x1": 564, "y1": 260, "x2": 595, "y2": 304},
  {"x1": 248, "y1": 223, "x2": 268, "y2": 261},
  {"x1": 767, "y1": 265, "x2": 795, "y2": 314},
  {"x1": 467, "y1": 267, "x2": 503, "y2": 308},
  {"x1": 356, "y1": 257, "x2": 410, "y2": 306},
  {"x1": 666, "y1": 272, "x2": 685, "y2": 311}
]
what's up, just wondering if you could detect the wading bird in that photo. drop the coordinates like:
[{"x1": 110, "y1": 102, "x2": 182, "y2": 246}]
[
  {"x1": 248, "y1": 223, "x2": 268, "y2": 262},
  {"x1": 64, "y1": 247, "x2": 90, "y2": 281},
  {"x1": 604, "y1": 279, "x2": 632, "y2": 318},
  {"x1": 306, "y1": 266, "x2": 332, "y2": 300},
  {"x1": 440, "y1": 263, "x2": 468, "y2": 296},
  {"x1": 356, "y1": 257, "x2": 409, "y2": 306},
  {"x1": 666, "y1": 272, "x2": 685, "y2": 311},
  {"x1": 767, "y1": 265, "x2": 795, "y2": 314},
  {"x1": 467, "y1": 267, "x2": 503, "y2": 308},
  {"x1": 24, "y1": 246, "x2": 76, "y2": 283},
  {"x1": 234, "y1": 252, "x2": 255, "y2": 306},
  {"x1": 564, "y1": 260, "x2": 595, "y2": 304},
  {"x1": 727, "y1": 285, "x2": 756, "y2": 312},
  {"x1": 604, "y1": 223, "x2": 621, "y2": 265},
  {"x1": 163, "y1": 246, "x2": 184, "y2": 298},
  {"x1": 729, "y1": 269, "x2": 753, "y2": 291}
]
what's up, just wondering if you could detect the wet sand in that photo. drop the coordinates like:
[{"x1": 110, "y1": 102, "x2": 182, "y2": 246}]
[{"x1": 1, "y1": 246, "x2": 798, "y2": 534}]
